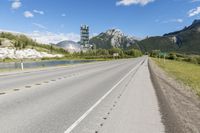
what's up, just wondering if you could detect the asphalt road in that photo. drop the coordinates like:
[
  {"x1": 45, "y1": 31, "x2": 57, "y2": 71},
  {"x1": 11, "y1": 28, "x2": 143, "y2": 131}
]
[{"x1": 0, "y1": 57, "x2": 157, "y2": 133}]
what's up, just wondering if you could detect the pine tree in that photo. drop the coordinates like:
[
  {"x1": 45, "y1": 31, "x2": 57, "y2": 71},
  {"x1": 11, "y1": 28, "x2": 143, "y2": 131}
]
[
  {"x1": 22, "y1": 43, "x2": 25, "y2": 49},
  {"x1": 50, "y1": 44, "x2": 53, "y2": 53},
  {"x1": 17, "y1": 41, "x2": 21, "y2": 49},
  {"x1": 14, "y1": 41, "x2": 17, "y2": 47}
]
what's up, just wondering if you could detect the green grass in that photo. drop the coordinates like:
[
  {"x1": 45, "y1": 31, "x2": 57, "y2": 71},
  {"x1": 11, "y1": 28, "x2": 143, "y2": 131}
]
[
  {"x1": 152, "y1": 58, "x2": 200, "y2": 96},
  {"x1": 0, "y1": 55, "x2": 117, "y2": 63},
  {"x1": 0, "y1": 58, "x2": 41, "y2": 63}
]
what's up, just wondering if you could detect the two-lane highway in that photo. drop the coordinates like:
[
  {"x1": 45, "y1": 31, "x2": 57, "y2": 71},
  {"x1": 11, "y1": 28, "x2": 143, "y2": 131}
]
[{"x1": 0, "y1": 57, "x2": 147, "y2": 133}]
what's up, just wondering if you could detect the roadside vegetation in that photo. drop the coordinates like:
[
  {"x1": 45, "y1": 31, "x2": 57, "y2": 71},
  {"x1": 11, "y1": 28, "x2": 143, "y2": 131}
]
[
  {"x1": 152, "y1": 57, "x2": 200, "y2": 96},
  {"x1": 37, "y1": 48, "x2": 143, "y2": 62},
  {"x1": 150, "y1": 50, "x2": 200, "y2": 65}
]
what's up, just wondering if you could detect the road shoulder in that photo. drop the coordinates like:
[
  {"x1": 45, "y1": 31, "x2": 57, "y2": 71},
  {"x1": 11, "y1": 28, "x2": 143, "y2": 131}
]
[
  {"x1": 149, "y1": 58, "x2": 200, "y2": 133},
  {"x1": 99, "y1": 58, "x2": 165, "y2": 133}
]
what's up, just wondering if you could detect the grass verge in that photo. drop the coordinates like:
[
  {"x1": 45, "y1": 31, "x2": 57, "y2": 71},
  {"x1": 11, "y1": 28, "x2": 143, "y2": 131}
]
[{"x1": 152, "y1": 58, "x2": 200, "y2": 96}]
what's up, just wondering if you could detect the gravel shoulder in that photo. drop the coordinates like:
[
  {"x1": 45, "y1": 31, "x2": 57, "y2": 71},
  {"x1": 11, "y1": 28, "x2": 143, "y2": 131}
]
[{"x1": 149, "y1": 58, "x2": 200, "y2": 133}]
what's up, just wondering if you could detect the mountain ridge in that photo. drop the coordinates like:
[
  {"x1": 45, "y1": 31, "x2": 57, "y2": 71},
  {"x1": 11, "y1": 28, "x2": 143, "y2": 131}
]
[
  {"x1": 90, "y1": 29, "x2": 140, "y2": 50},
  {"x1": 138, "y1": 19, "x2": 200, "y2": 54}
]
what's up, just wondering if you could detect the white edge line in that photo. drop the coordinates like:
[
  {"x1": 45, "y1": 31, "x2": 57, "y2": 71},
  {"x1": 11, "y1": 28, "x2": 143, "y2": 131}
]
[{"x1": 64, "y1": 59, "x2": 144, "y2": 133}]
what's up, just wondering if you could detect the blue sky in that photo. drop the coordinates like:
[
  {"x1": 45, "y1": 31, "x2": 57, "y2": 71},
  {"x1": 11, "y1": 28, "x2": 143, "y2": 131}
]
[{"x1": 0, "y1": 0, "x2": 200, "y2": 44}]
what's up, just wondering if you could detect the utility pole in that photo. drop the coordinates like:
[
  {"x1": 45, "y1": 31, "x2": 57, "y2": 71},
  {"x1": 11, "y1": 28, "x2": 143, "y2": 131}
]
[{"x1": 94, "y1": 44, "x2": 96, "y2": 56}]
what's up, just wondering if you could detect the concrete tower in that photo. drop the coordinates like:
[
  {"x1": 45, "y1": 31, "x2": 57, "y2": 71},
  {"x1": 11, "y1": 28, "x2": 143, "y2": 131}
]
[{"x1": 80, "y1": 25, "x2": 89, "y2": 47}]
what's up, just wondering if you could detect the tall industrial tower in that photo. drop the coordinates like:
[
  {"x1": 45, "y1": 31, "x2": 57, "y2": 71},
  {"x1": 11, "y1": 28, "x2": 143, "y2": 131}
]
[{"x1": 80, "y1": 25, "x2": 89, "y2": 47}]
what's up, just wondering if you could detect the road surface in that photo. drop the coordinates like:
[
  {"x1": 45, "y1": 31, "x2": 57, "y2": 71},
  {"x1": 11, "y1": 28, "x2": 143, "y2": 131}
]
[{"x1": 0, "y1": 57, "x2": 164, "y2": 133}]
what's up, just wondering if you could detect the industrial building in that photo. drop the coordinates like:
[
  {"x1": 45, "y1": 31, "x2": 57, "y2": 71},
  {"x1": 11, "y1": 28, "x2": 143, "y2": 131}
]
[{"x1": 80, "y1": 25, "x2": 89, "y2": 48}]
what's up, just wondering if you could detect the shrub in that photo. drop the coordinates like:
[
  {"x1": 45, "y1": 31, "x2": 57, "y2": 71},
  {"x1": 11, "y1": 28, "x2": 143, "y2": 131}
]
[
  {"x1": 126, "y1": 49, "x2": 143, "y2": 57},
  {"x1": 183, "y1": 57, "x2": 198, "y2": 64},
  {"x1": 196, "y1": 57, "x2": 200, "y2": 64},
  {"x1": 167, "y1": 53, "x2": 177, "y2": 60},
  {"x1": 176, "y1": 57, "x2": 183, "y2": 61},
  {"x1": 96, "y1": 49, "x2": 109, "y2": 56},
  {"x1": 189, "y1": 57, "x2": 198, "y2": 64},
  {"x1": 150, "y1": 50, "x2": 160, "y2": 58},
  {"x1": 108, "y1": 48, "x2": 124, "y2": 57}
]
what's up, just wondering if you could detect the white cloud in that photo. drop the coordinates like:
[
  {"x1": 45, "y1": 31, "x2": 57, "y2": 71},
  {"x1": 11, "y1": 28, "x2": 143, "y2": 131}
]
[
  {"x1": 33, "y1": 10, "x2": 44, "y2": 15},
  {"x1": 11, "y1": 0, "x2": 22, "y2": 9},
  {"x1": 28, "y1": 31, "x2": 80, "y2": 44},
  {"x1": 188, "y1": 6, "x2": 200, "y2": 17},
  {"x1": 116, "y1": 0, "x2": 155, "y2": 6},
  {"x1": 61, "y1": 13, "x2": 66, "y2": 17},
  {"x1": 191, "y1": 0, "x2": 200, "y2": 2},
  {"x1": 176, "y1": 19, "x2": 183, "y2": 23},
  {"x1": 24, "y1": 11, "x2": 34, "y2": 18},
  {"x1": 32, "y1": 23, "x2": 47, "y2": 29},
  {"x1": 0, "y1": 29, "x2": 80, "y2": 44},
  {"x1": 163, "y1": 19, "x2": 183, "y2": 23}
]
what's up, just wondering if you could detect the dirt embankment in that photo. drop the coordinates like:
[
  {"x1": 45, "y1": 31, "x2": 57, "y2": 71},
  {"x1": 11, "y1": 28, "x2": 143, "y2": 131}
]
[{"x1": 148, "y1": 59, "x2": 200, "y2": 133}]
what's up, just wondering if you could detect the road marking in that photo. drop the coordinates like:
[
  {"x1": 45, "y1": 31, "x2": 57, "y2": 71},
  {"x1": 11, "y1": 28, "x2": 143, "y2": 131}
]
[
  {"x1": 25, "y1": 86, "x2": 32, "y2": 88},
  {"x1": 0, "y1": 92, "x2": 6, "y2": 95},
  {"x1": 64, "y1": 59, "x2": 144, "y2": 133}
]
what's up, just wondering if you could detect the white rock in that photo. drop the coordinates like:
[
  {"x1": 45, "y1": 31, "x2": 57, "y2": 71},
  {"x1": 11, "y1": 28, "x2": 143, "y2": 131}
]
[{"x1": 0, "y1": 48, "x2": 63, "y2": 59}]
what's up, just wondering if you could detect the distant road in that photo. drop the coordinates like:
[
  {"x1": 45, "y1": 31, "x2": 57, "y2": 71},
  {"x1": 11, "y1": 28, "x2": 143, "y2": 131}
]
[{"x1": 0, "y1": 57, "x2": 164, "y2": 133}]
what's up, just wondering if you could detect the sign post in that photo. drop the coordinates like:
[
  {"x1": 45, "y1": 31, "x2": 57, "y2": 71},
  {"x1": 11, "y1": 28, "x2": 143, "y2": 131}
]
[
  {"x1": 20, "y1": 59, "x2": 24, "y2": 70},
  {"x1": 159, "y1": 52, "x2": 167, "y2": 64},
  {"x1": 113, "y1": 53, "x2": 119, "y2": 59},
  {"x1": 164, "y1": 54, "x2": 166, "y2": 64}
]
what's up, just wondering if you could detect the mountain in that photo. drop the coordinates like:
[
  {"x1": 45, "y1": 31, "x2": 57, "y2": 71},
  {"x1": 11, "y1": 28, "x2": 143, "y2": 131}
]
[
  {"x1": 138, "y1": 19, "x2": 200, "y2": 54},
  {"x1": 56, "y1": 40, "x2": 82, "y2": 53},
  {"x1": 89, "y1": 29, "x2": 140, "y2": 50}
]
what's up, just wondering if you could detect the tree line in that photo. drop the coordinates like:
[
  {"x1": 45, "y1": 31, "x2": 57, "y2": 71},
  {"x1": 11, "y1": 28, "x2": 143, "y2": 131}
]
[
  {"x1": 150, "y1": 50, "x2": 200, "y2": 65},
  {"x1": 69, "y1": 48, "x2": 143, "y2": 59}
]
